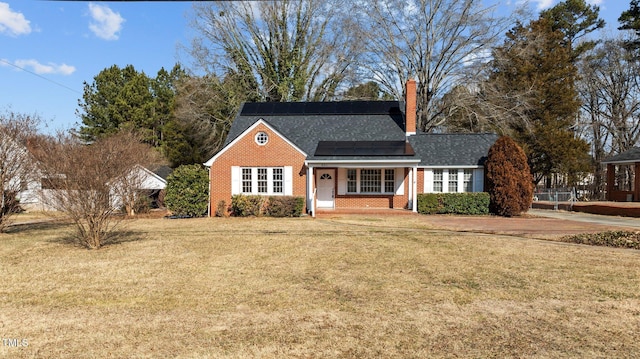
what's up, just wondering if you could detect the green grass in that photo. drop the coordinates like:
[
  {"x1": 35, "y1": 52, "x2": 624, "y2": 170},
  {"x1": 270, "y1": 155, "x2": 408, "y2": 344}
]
[{"x1": 1, "y1": 216, "x2": 639, "y2": 358}]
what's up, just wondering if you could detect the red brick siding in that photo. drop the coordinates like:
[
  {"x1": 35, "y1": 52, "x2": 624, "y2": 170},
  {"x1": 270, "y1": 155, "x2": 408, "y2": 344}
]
[
  {"x1": 209, "y1": 123, "x2": 307, "y2": 215},
  {"x1": 416, "y1": 168, "x2": 425, "y2": 193}
]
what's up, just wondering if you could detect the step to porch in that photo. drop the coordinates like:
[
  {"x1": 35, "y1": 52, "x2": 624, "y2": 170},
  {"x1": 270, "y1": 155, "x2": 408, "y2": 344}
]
[{"x1": 315, "y1": 208, "x2": 418, "y2": 218}]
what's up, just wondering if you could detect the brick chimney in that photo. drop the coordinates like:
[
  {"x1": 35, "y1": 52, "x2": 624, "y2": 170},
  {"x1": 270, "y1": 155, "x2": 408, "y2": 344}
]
[{"x1": 405, "y1": 79, "x2": 417, "y2": 136}]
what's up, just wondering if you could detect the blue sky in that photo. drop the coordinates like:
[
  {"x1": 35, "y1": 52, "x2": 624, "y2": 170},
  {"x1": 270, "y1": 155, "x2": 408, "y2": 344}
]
[{"x1": 0, "y1": 0, "x2": 632, "y2": 133}]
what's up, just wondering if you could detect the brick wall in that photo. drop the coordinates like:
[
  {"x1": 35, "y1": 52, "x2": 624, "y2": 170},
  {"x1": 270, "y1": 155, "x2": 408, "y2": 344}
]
[
  {"x1": 416, "y1": 168, "x2": 424, "y2": 193},
  {"x1": 209, "y1": 122, "x2": 307, "y2": 215}
]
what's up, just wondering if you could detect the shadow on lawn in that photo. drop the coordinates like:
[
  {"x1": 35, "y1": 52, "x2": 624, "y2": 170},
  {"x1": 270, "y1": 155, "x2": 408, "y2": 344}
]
[
  {"x1": 4, "y1": 220, "x2": 70, "y2": 234},
  {"x1": 47, "y1": 229, "x2": 146, "y2": 249},
  {"x1": 4, "y1": 218, "x2": 147, "y2": 249}
]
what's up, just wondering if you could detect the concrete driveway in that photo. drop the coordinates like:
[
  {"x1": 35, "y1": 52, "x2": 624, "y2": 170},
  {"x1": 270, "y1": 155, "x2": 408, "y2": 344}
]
[{"x1": 528, "y1": 208, "x2": 640, "y2": 229}]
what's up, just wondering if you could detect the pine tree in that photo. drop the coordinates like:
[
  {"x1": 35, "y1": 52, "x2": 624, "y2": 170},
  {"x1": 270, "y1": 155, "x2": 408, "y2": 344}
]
[
  {"x1": 540, "y1": 0, "x2": 605, "y2": 59},
  {"x1": 619, "y1": 0, "x2": 640, "y2": 50},
  {"x1": 489, "y1": 18, "x2": 590, "y2": 185},
  {"x1": 76, "y1": 64, "x2": 186, "y2": 148}
]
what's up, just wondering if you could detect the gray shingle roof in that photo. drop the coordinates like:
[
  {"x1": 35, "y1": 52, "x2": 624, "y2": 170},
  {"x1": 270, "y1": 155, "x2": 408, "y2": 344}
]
[
  {"x1": 221, "y1": 101, "x2": 498, "y2": 166},
  {"x1": 224, "y1": 102, "x2": 407, "y2": 156},
  {"x1": 408, "y1": 133, "x2": 499, "y2": 166},
  {"x1": 152, "y1": 165, "x2": 173, "y2": 180},
  {"x1": 602, "y1": 147, "x2": 640, "y2": 164}
]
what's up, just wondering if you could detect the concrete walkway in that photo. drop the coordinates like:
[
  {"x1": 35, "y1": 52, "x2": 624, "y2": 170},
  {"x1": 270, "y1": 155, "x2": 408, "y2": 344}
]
[{"x1": 528, "y1": 208, "x2": 640, "y2": 230}]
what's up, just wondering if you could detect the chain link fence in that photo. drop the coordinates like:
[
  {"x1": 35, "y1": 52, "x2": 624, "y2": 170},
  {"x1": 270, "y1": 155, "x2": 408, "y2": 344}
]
[{"x1": 533, "y1": 188, "x2": 577, "y2": 210}]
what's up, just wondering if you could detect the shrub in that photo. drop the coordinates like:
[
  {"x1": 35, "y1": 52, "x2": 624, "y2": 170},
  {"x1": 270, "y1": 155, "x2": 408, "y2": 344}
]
[
  {"x1": 560, "y1": 231, "x2": 640, "y2": 250},
  {"x1": 215, "y1": 200, "x2": 227, "y2": 217},
  {"x1": 485, "y1": 136, "x2": 533, "y2": 217},
  {"x1": 417, "y1": 193, "x2": 489, "y2": 215},
  {"x1": 164, "y1": 164, "x2": 209, "y2": 217},
  {"x1": 265, "y1": 196, "x2": 305, "y2": 217},
  {"x1": 230, "y1": 195, "x2": 266, "y2": 217},
  {"x1": 230, "y1": 195, "x2": 305, "y2": 217},
  {"x1": 123, "y1": 192, "x2": 151, "y2": 215}
]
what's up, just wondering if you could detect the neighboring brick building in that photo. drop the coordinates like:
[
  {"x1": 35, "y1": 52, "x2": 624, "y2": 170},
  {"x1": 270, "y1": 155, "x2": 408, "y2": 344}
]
[
  {"x1": 204, "y1": 80, "x2": 498, "y2": 216},
  {"x1": 602, "y1": 147, "x2": 640, "y2": 202}
]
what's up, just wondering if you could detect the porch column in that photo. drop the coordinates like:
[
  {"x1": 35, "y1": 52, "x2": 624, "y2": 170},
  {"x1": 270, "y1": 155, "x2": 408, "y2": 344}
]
[
  {"x1": 412, "y1": 166, "x2": 418, "y2": 212},
  {"x1": 635, "y1": 162, "x2": 640, "y2": 202},
  {"x1": 208, "y1": 167, "x2": 211, "y2": 217},
  {"x1": 606, "y1": 163, "x2": 615, "y2": 201},
  {"x1": 307, "y1": 164, "x2": 315, "y2": 217}
]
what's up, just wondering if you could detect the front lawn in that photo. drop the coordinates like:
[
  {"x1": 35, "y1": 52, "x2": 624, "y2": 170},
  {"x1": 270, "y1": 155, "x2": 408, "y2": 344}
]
[{"x1": 1, "y1": 216, "x2": 639, "y2": 358}]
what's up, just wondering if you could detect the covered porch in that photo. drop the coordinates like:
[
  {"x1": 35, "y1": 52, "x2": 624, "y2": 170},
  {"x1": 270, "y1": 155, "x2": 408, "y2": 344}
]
[
  {"x1": 305, "y1": 162, "x2": 420, "y2": 217},
  {"x1": 603, "y1": 147, "x2": 640, "y2": 202},
  {"x1": 304, "y1": 140, "x2": 420, "y2": 217}
]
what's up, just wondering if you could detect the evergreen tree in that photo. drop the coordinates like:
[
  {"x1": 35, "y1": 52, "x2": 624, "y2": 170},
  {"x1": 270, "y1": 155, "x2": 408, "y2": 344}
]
[
  {"x1": 619, "y1": 0, "x2": 640, "y2": 50},
  {"x1": 76, "y1": 64, "x2": 188, "y2": 165},
  {"x1": 490, "y1": 18, "x2": 590, "y2": 185},
  {"x1": 540, "y1": 0, "x2": 605, "y2": 59}
]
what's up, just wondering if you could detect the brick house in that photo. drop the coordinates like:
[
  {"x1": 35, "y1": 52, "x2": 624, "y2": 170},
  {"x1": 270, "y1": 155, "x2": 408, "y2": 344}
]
[
  {"x1": 204, "y1": 80, "x2": 498, "y2": 216},
  {"x1": 602, "y1": 147, "x2": 640, "y2": 202}
]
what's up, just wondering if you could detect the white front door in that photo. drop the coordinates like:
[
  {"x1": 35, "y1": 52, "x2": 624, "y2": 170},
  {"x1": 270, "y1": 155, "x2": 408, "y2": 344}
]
[{"x1": 316, "y1": 169, "x2": 335, "y2": 208}]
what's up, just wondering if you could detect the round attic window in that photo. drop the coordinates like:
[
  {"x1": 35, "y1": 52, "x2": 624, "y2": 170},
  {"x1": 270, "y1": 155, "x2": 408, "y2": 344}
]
[{"x1": 255, "y1": 131, "x2": 269, "y2": 145}]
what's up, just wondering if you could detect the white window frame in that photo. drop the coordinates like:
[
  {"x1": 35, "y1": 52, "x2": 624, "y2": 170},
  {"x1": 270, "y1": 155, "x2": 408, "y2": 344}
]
[
  {"x1": 272, "y1": 168, "x2": 284, "y2": 194},
  {"x1": 448, "y1": 169, "x2": 458, "y2": 193},
  {"x1": 424, "y1": 168, "x2": 482, "y2": 193},
  {"x1": 233, "y1": 167, "x2": 292, "y2": 195},
  {"x1": 344, "y1": 168, "x2": 396, "y2": 194},
  {"x1": 463, "y1": 169, "x2": 473, "y2": 192},
  {"x1": 254, "y1": 132, "x2": 269, "y2": 145},
  {"x1": 433, "y1": 169, "x2": 443, "y2": 193}
]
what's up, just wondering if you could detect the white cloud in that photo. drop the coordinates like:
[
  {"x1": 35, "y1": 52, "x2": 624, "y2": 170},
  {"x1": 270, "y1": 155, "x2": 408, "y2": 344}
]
[
  {"x1": 88, "y1": 3, "x2": 124, "y2": 41},
  {"x1": 522, "y1": 0, "x2": 604, "y2": 11},
  {"x1": 531, "y1": 0, "x2": 555, "y2": 10},
  {"x1": 0, "y1": 2, "x2": 31, "y2": 36},
  {"x1": 516, "y1": 0, "x2": 554, "y2": 11},
  {"x1": 463, "y1": 48, "x2": 492, "y2": 67},
  {"x1": 13, "y1": 59, "x2": 76, "y2": 75}
]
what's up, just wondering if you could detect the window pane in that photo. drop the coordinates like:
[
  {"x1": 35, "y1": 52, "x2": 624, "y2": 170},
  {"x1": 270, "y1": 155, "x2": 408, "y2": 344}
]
[
  {"x1": 257, "y1": 168, "x2": 268, "y2": 193},
  {"x1": 242, "y1": 168, "x2": 252, "y2": 193},
  {"x1": 347, "y1": 169, "x2": 357, "y2": 193},
  {"x1": 384, "y1": 169, "x2": 395, "y2": 193},
  {"x1": 448, "y1": 169, "x2": 458, "y2": 193},
  {"x1": 360, "y1": 169, "x2": 381, "y2": 193},
  {"x1": 255, "y1": 132, "x2": 269, "y2": 145},
  {"x1": 464, "y1": 169, "x2": 473, "y2": 192},
  {"x1": 273, "y1": 168, "x2": 283, "y2": 193},
  {"x1": 433, "y1": 169, "x2": 443, "y2": 192}
]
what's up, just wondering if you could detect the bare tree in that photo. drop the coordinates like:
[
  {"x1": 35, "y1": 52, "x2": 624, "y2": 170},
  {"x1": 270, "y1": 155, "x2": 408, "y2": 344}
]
[
  {"x1": 108, "y1": 132, "x2": 165, "y2": 217},
  {"x1": 0, "y1": 111, "x2": 39, "y2": 231},
  {"x1": 30, "y1": 131, "x2": 161, "y2": 249},
  {"x1": 187, "y1": 0, "x2": 361, "y2": 102},
  {"x1": 577, "y1": 38, "x2": 640, "y2": 198},
  {"x1": 170, "y1": 74, "x2": 243, "y2": 164},
  {"x1": 356, "y1": 0, "x2": 522, "y2": 132}
]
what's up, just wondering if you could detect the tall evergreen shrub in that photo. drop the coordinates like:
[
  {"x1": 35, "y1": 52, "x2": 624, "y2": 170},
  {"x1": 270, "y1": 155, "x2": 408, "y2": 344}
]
[
  {"x1": 485, "y1": 136, "x2": 533, "y2": 216},
  {"x1": 164, "y1": 164, "x2": 209, "y2": 217}
]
